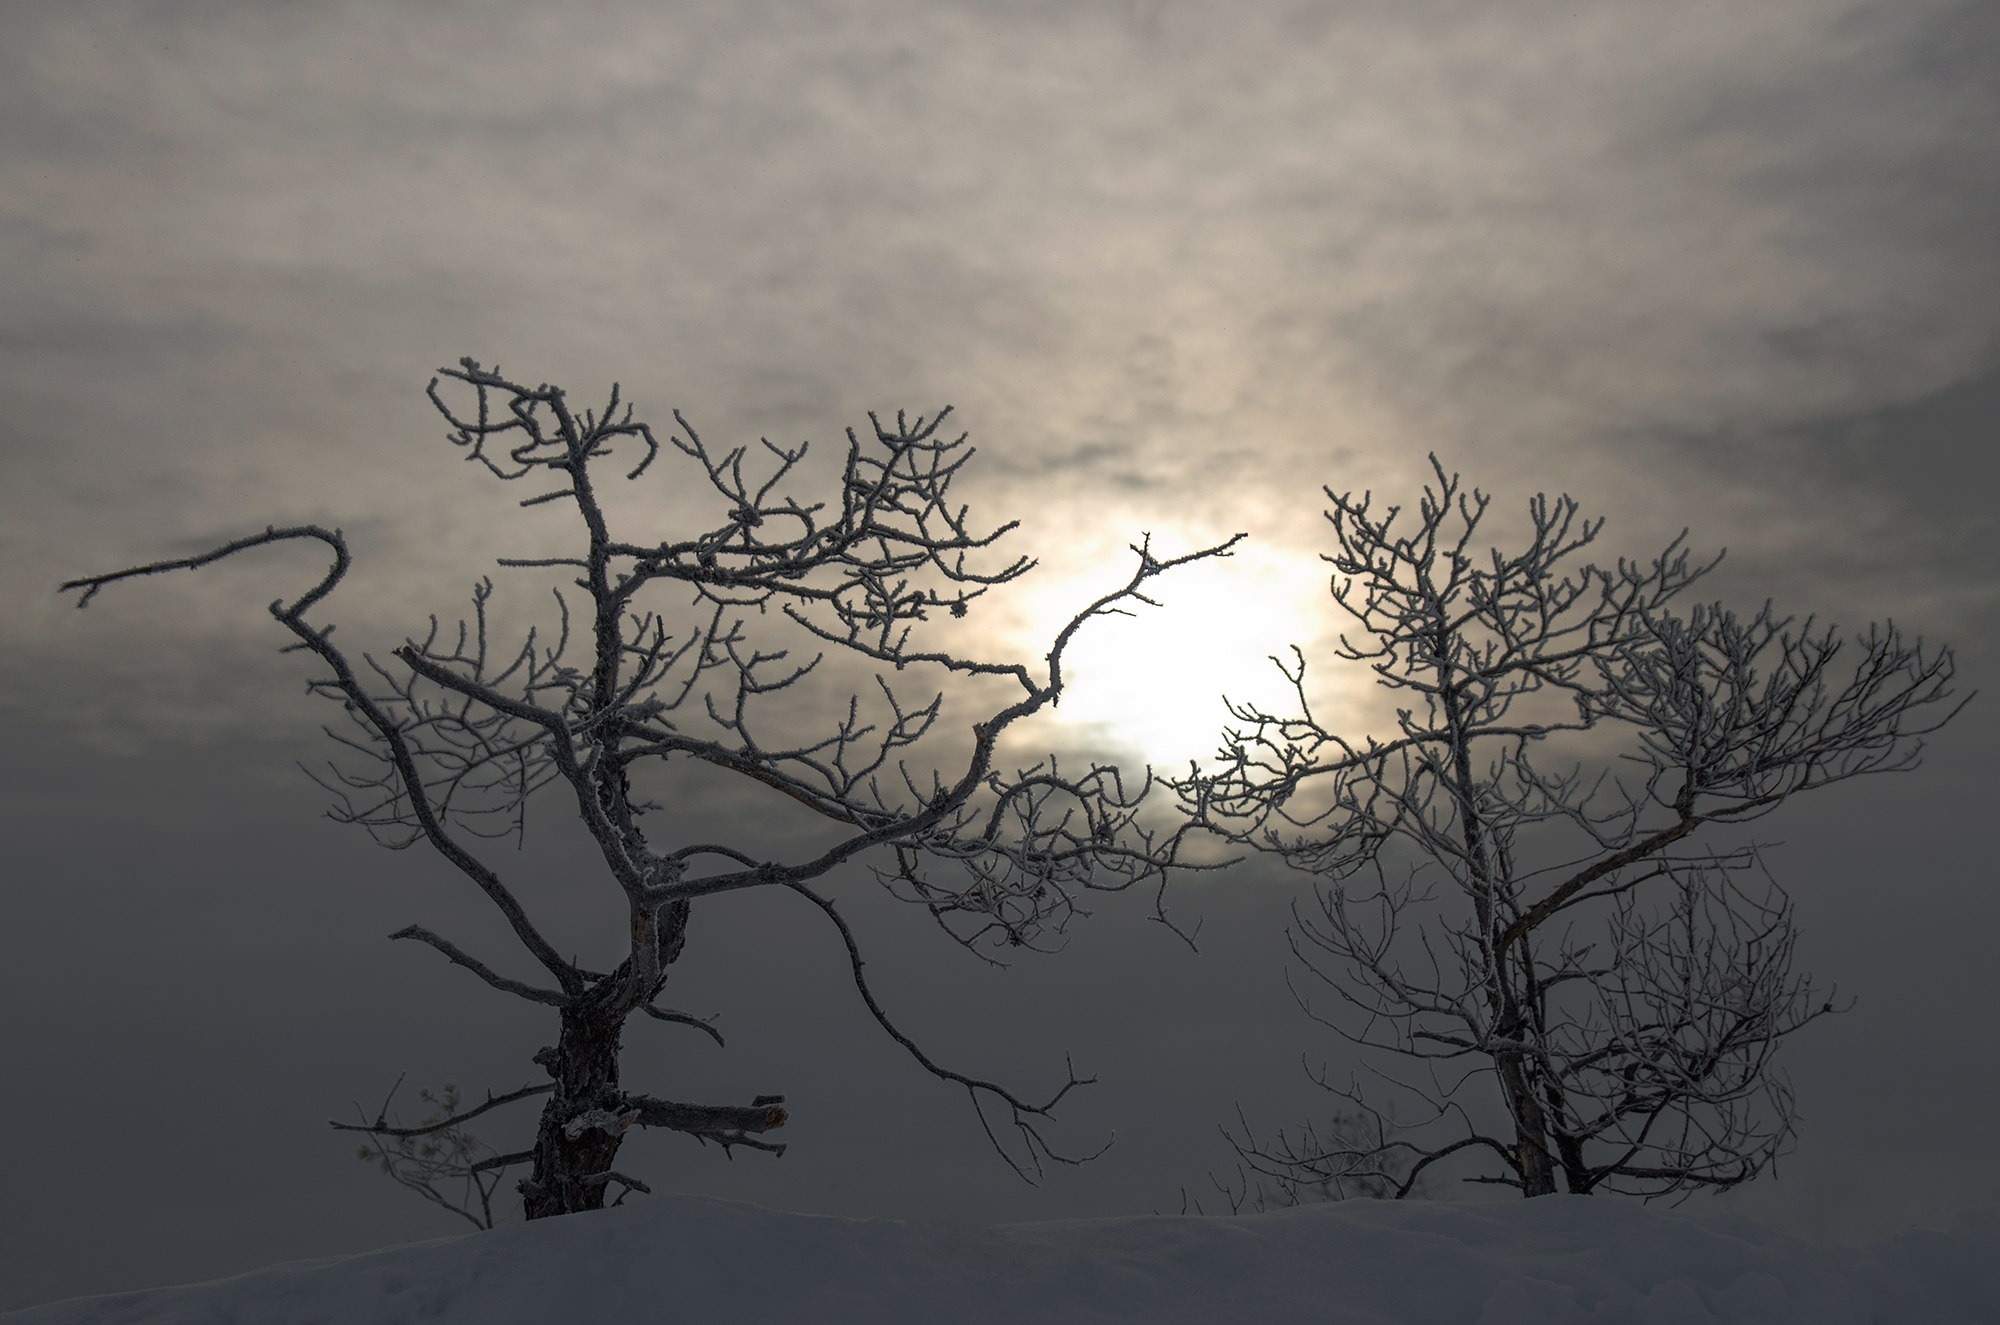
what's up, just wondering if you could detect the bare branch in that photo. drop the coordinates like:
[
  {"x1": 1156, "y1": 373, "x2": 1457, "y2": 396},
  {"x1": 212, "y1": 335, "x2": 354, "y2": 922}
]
[
  {"x1": 388, "y1": 926, "x2": 569, "y2": 1006},
  {"x1": 639, "y1": 1004, "x2": 726, "y2": 1048},
  {"x1": 330, "y1": 1080, "x2": 554, "y2": 1138},
  {"x1": 339, "y1": 1079, "x2": 528, "y2": 1230},
  {"x1": 623, "y1": 1092, "x2": 789, "y2": 1156},
  {"x1": 782, "y1": 876, "x2": 1108, "y2": 1181}
]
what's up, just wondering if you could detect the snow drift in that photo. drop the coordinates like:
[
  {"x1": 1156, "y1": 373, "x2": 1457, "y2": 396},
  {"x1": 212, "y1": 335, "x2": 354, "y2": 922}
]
[{"x1": 5, "y1": 1192, "x2": 1993, "y2": 1324}]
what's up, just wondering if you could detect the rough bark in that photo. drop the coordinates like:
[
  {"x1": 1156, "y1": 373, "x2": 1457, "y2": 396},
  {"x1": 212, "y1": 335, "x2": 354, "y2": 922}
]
[
  {"x1": 521, "y1": 1006, "x2": 633, "y2": 1219},
  {"x1": 1495, "y1": 1040, "x2": 1557, "y2": 1197}
]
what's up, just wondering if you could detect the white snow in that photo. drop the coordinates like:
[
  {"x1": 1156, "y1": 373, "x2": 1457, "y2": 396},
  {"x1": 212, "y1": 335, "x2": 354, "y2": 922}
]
[{"x1": 4, "y1": 1192, "x2": 1993, "y2": 1324}]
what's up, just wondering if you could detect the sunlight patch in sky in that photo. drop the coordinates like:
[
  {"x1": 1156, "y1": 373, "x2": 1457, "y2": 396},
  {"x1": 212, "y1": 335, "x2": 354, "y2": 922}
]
[{"x1": 1007, "y1": 535, "x2": 1330, "y2": 774}]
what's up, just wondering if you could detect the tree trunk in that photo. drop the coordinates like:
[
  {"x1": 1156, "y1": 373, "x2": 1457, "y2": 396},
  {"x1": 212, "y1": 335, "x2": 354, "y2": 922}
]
[
  {"x1": 1435, "y1": 667, "x2": 1559, "y2": 1198},
  {"x1": 1546, "y1": 1080, "x2": 1592, "y2": 1193},
  {"x1": 1496, "y1": 1042, "x2": 1559, "y2": 1196},
  {"x1": 522, "y1": 1005, "x2": 630, "y2": 1219}
]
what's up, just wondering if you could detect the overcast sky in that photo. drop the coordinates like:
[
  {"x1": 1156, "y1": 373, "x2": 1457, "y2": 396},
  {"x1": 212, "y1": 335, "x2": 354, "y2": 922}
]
[{"x1": 4, "y1": 0, "x2": 1997, "y2": 1311}]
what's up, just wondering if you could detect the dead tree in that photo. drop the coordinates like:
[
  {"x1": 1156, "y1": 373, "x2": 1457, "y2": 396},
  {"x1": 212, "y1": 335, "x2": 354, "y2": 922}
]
[
  {"x1": 1182, "y1": 456, "x2": 1963, "y2": 1201},
  {"x1": 64, "y1": 358, "x2": 1238, "y2": 1221}
]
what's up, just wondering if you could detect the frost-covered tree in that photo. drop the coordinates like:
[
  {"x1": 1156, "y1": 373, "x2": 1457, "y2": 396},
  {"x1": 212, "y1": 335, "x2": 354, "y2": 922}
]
[
  {"x1": 1184, "y1": 458, "x2": 1962, "y2": 1201},
  {"x1": 64, "y1": 359, "x2": 1237, "y2": 1220}
]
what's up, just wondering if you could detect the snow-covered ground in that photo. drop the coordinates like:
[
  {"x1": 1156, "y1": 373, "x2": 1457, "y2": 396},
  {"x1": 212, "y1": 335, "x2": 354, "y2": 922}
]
[{"x1": 5, "y1": 1193, "x2": 1994, "y2": 1325}]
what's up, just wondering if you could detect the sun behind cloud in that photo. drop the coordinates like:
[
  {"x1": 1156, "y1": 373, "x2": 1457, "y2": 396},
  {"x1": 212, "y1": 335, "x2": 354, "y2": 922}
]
[{"x1": 1001, "y1": 534, "x2": 1329, "y2": 774}]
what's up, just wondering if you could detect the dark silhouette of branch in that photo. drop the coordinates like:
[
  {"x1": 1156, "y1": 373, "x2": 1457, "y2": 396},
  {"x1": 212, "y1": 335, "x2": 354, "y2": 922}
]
[{"x1": 1183, "y1": 455, "x2": 1963, "y2": 1203}]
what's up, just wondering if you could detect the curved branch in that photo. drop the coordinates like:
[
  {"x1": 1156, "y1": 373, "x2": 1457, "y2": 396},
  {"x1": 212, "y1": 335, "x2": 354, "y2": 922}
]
[
  {"x1": 660, "y1": 536, "x2": 1247, "y2": 908},
  {"x1": 1397, "y1": 1132, "x2": 1521, "y2": 1197},
  {"x1": 61, "y1": 525, "x2": 585, "y2": 998},
  {"x1": 60, "y1": 523, "x2": 349, "y2": 617},
  {"x1": 780, "y1": 876, "x2": 1105, "y2": 1182},
  {"x1": 641, "y1": 1003, "x2": 726, "y2": 1047}
]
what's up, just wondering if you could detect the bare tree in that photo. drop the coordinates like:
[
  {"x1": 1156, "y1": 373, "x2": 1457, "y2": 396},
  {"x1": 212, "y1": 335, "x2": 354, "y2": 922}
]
[
  {"x1": 1182, "y1": 457, "x2": 1963, "y2": 1201},
  {"x1": 64, "y1": 358, "x2": 1238, "y2": 1221}
]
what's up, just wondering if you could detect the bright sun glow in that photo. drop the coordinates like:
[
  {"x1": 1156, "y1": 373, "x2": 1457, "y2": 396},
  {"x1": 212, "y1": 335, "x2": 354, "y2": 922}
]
[{"x1": 1003, "y1": 537, "x2": 1329, "y2": 773}]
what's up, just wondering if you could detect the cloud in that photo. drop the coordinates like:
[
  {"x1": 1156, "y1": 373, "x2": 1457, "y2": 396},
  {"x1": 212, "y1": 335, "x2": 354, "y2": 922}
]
[{"x1": 3, "y1": 0, "x2": 1993, "y2": 746}]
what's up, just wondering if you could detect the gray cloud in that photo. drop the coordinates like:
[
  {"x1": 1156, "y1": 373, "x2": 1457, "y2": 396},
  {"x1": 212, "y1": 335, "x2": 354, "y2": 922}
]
[{"x1": 3, "y1": 0, "x2": 1996, "y2": 1308}]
